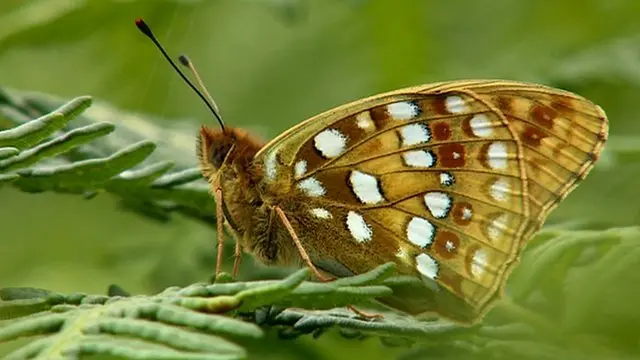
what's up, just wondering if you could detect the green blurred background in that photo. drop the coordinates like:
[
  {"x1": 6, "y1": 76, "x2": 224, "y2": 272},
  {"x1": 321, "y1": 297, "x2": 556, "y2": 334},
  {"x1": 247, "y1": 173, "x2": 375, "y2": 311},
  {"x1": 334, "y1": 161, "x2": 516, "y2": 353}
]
[{"x1": 1, "y1": 0, "x2": 640, "y2": 359}]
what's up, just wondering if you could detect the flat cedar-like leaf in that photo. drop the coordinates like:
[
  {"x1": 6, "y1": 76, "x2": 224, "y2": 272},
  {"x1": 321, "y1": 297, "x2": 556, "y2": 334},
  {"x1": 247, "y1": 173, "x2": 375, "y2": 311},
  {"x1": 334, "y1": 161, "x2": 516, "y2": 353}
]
[
  {"x1": 15, "y1": 140, "x2": 157, "y2": 193},
  {"x1": 0, "y1": 264, "x2": 422, "y2": 359},
  {"x1": 0, "y1": 122, "x2": 114, "y2": 173},
  {"x1": 0, "y1": 89, "x2": 217, "y2": 226},
  {"x1": 0, "y1": 147, "x2": 19, "y2": 160},
  {"x1": 3, "y1": 226, "x2": 640, "y2": 360}
]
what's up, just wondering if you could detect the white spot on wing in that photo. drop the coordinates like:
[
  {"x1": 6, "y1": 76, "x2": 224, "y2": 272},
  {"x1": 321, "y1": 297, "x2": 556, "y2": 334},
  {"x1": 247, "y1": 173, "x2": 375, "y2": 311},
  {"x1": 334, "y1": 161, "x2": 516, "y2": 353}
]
[
  {"x1": 406, "y1": 217, "x2": 435, "y2": 248},
  {"x1": 400, "y1": 123, "x2": 431, "y2": 146},
  {"x1": 487, "y1": 142, "x2": 508, "y2": 170},
  {"x1": 265, "y1": 151, "x2": 278, "y2": 182},
  {"x1": 314, "y1": 129, "x2": 348, "y2": 158},
  {"x1": 403, "y1": 150, "x2": 435, "y2": 168},
  {"x1": 424, "y1": 192, "x2": 452, "y2": 219},
  {"x1": 356, "y1": 111, "x2": 375, "y2": 130},
  {"x1": 439, "y1": 172, "x2": 454, "y2": 186},
  {"x1": 294, "y1": 160, "x2": 307, "y2": 179},
  {"x1": 471, "y1": 248, "x2": 489, "y2": 278},
  {"x1": 387, "y1": 101, "x2": 420, "y2": 120},
  {"x1": 445, "y1": 96, "x2": 468, "y2": 114},
  {"x1": 469, "y1": 114, "x2": 494, "y2": 137},
  {"x1": 297, "y1": 177, "x2": 326, "y2": 197},
  {"x1": 346, "y1": 211, "x2": 372, "y2": 243},
  {"x1": 490, "y1": 177, "x2": 510, "y2": 203},
  {"x1": 487, "y1": 213, "x2": 509, "y2": 241},
  {"x1": 462, "y1": 206, "x2": 473, "y2": 220},
  {"x1": 310, "y1": 208, "x2": 332, "y2": 219},
  {"x1": 349, "y1": 170, "x2": 385, "y2": 204},
  {"x1": 416, "y1": 253, "x2": 439, "y2": 280},
  {"x1": 445, "y1": 240, "x2": 456, "y2": 252}
]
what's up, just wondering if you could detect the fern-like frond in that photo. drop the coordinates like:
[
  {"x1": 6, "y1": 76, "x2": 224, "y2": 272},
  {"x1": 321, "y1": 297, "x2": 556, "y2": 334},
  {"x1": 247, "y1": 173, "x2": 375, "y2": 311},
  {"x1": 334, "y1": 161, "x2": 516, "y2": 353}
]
[
  {"x1": 0, "y1": 264, "x2": 420, "y2": 359},
  {"x1": 0, "y1": 88, "x2": 216, "y2": 225},
  {"x1": 3, "y1": 224, "x2": 640, "y2": 360}
]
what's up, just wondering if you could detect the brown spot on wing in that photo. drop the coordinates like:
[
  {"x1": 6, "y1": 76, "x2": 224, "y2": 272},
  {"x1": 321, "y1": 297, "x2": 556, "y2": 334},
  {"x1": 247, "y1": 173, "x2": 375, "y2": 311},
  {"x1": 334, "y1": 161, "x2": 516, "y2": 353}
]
[
  {"x1": 452, "y1": 202, "x2": 473, "y2": 226},
  {"x1": 432, "y1": 230, "x2": 461, "y2": 259},
  {"x1": 438, "y1": 143, "x2": 466, "y2": 168},
  {"x1": 314, "y1": 169, "x2": 361, "y2": 205},
  {"x1": 370, "y1": 106, "x2": 391, "y2": 129},
  {"x1": 432, "y1": 95, "x2": 449, "y2": 115},
  {"x1": 521, "y1": 126, "x2": 548, "y2": 147},
  {"x1": 550, "y1": 98, "x2": 573, "y2": 113},
  {"x1": 530, "y1": 105, "x2": 557, "y2": 129},
  {"x1": 433, "y1": 122, "x2": 452, "y2": 140}
]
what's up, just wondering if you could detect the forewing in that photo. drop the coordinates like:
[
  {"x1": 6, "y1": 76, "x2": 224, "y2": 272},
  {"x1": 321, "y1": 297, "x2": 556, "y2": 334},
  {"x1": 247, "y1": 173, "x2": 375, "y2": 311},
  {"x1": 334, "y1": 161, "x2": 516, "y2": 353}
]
[{"x1": 254, "y1": 80, "x2": 608, "y2": 323}]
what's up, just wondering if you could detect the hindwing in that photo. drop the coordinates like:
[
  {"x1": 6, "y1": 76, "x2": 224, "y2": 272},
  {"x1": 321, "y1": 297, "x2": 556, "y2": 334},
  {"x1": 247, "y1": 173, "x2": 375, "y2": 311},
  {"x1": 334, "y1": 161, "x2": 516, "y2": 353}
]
[{"x1": 253, "y1": 80, "x2": 608, "y2": 323}]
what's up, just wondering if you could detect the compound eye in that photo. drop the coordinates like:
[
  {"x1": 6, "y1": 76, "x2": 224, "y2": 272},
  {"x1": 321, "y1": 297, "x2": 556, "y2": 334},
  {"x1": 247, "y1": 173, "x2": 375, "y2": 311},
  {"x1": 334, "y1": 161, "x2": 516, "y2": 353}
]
[{"x1": 208, "y1": 141, "x2": 234, "y2": 169}]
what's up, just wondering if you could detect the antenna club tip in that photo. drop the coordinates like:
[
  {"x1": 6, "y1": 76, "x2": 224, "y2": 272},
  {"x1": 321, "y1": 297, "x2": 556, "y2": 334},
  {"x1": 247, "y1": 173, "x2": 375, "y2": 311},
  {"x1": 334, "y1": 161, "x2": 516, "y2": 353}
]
[
  {"x1": 178, "y1": 55, "x2": 191, "y2": 67},
  {"x1": 135, "y1": 19, "x2": 225, "y2": 131},
  {"x1": 134, "y1": 18, "x2": 153, "y2": 38}
]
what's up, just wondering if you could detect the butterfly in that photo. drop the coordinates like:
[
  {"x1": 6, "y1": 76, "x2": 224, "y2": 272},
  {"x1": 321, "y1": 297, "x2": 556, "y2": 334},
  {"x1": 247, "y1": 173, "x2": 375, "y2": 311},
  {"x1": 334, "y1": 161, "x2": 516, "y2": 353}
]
[{"x1": 136, "y1": 20, "x2": 609, "y2": 324}]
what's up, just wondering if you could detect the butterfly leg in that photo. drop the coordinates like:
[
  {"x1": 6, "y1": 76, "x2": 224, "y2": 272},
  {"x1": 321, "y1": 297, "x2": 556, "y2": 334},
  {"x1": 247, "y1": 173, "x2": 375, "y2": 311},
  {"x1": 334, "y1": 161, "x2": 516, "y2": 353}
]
[
  {"x1": 274, "y1": 206, "x2": 381, "y2": 319},
  {"x1": 274, "y1": 206, "x2": 335, "y2": 282},
  {"x1": 213, "y1": 187, "x2": 226, "y2": 277},
  {"x1": 232, "y1": 240, "x2": 242, "y2": 279}
]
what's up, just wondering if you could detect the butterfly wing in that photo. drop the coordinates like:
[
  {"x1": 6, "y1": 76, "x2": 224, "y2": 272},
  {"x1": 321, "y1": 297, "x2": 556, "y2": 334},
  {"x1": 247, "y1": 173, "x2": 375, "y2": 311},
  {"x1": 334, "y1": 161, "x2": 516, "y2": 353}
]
[{"x1": 253, "y1": 80, "x2": 608, "y2": 323}]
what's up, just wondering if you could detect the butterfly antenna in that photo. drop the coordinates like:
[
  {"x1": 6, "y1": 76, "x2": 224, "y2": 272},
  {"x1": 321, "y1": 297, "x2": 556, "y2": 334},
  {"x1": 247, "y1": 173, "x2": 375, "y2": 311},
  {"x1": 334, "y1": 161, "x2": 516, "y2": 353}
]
[
  {"x1": 178, "y1": 55, "x2": 222, "y2": 116},
  {"x1": 134, "y1": 18, "x2": 225, "y2": 131}
]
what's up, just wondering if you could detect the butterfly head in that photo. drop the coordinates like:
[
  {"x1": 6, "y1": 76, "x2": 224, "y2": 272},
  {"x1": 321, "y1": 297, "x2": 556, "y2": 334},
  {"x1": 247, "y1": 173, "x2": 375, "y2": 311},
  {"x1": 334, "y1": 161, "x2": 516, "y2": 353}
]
[{"x1": 197, "y1": 125, "x2": 264, "y2": 180}]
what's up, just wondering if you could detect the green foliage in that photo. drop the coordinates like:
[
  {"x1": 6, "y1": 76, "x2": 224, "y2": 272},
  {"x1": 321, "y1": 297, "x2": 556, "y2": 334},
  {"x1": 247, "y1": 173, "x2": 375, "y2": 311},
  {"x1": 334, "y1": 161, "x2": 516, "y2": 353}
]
[
  {"x1": 2, "y1": 213, "x2": 640, "y2": 359},
  {"x1": 0, "y1": 264, "x2": 420, "y2": 359},
  {"x1": 2, "y1": 1, "x2": 640, "y2": 360},
  {"x1": 0, "y1": 88, "x2": 216, "y2": 225},
  {"x1": 1, "y1": 49, "x2": 640, "y2": 359}
]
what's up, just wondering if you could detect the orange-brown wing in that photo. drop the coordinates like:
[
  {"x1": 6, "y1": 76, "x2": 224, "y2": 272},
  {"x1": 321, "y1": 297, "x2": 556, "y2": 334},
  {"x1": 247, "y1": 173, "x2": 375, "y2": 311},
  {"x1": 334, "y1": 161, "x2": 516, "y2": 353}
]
[{"x1": 254, "y1": 80, "x2": 608, "y2": 323}]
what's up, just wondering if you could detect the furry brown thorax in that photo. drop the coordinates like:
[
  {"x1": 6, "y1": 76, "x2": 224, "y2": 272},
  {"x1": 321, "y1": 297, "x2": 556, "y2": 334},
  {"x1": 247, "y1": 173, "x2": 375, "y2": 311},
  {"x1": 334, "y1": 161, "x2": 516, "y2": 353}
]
[{"x1": 197, "y1": 125, "x2": 303, "y2": 267}]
